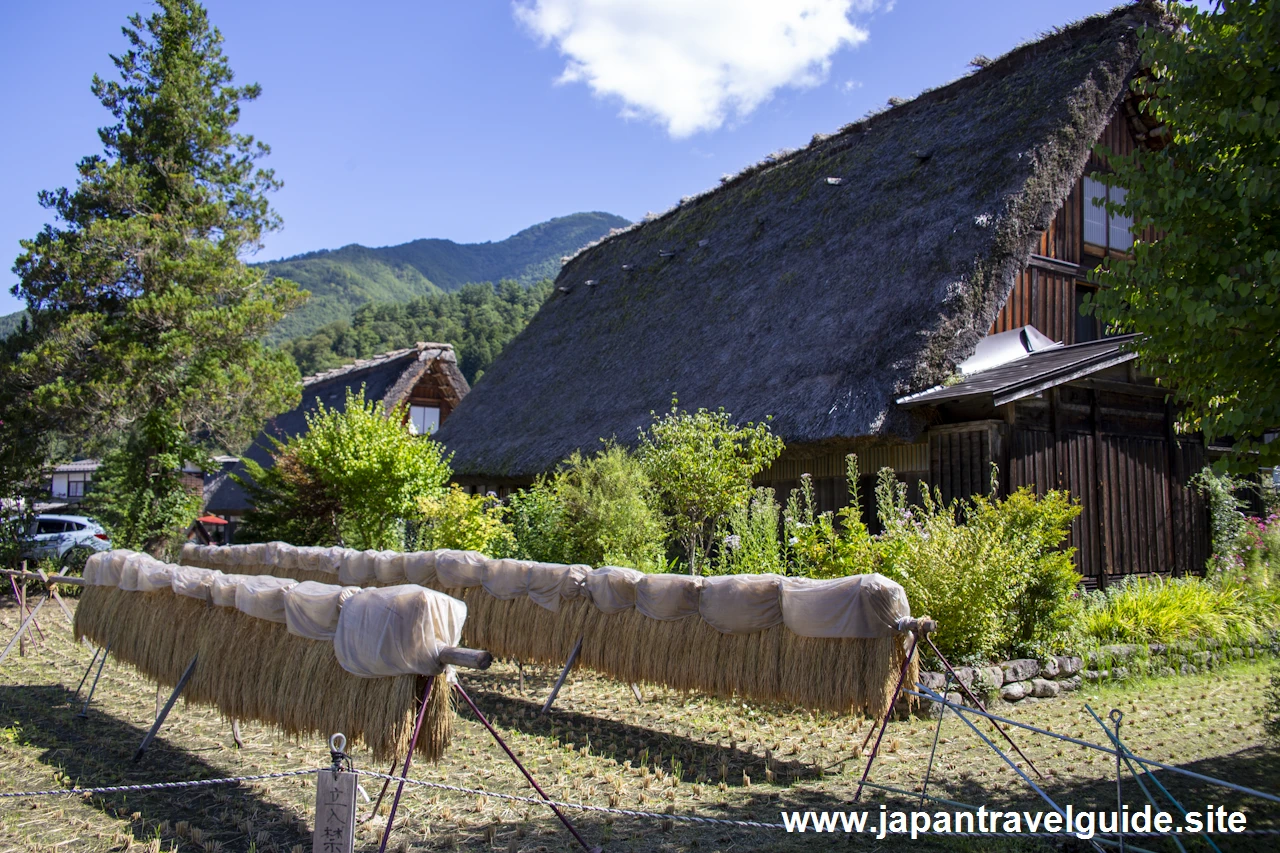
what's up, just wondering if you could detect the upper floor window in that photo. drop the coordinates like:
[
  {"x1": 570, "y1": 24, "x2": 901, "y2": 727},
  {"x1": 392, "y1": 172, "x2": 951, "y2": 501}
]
[
  {"x1": 409, "y1": 404, "x2": 440, "y2": 436},
  {"x1": 1083, "y1": 175, "x2": 1133, "y2": 253}
]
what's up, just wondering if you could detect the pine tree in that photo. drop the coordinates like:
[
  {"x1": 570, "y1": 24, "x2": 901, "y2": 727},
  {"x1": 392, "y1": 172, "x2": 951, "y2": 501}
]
[{"x1": 4, "y1": 0, "x2": 306, "y2": 553}]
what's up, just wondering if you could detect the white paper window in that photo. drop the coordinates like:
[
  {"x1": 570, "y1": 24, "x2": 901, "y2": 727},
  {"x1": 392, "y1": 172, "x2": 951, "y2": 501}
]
[
  {"x1": 409, "y1": 405, "x2": 440, "y2": 436},
  {"x1": 1108, "y1": 186, "x2": 1133, "y2": 250},
  {"x1": 1084, "y1": 174, "x2": 1133, "y2": 252},
  {"x1": 1084, "y1": 176, "x2": 1108, "y2": 247}
]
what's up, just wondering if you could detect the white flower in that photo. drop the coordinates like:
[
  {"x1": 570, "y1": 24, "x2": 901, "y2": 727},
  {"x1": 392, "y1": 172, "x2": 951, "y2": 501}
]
[
  {"x1": 789, "y1": 536, "x2": 799, "y2": 545},
  {"x1": 724, "y1": 534, "x2": 742, "y2": 551}
]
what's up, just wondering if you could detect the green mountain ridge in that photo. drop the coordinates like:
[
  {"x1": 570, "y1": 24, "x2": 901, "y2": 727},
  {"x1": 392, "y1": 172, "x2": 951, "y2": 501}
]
[
  {"x1": 0, "y1": 211, "x2": 630, "y2": 343},
  {"x1": 260, "y1": 211, "x2": 629, "y2": 341}
]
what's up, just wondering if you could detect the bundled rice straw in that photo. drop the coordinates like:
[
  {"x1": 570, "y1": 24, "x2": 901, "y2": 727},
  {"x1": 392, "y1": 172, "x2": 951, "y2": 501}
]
[
  {"x1": 74, "y1": 569, "x2": 454, "y2": 763},
  {"x1": 184, "y1": 544, "x2": 920, "y2": 719}
]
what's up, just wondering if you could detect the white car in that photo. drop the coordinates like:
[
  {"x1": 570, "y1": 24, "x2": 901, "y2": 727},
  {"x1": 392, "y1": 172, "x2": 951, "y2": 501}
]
[{"x1": 24, "y1": 514, "x2": 112, "y2": 565}]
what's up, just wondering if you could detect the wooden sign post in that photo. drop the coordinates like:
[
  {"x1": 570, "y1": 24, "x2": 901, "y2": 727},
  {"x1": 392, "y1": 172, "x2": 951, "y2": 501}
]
[{"x1": 313, "y1": 770, "x2": 357, "y2": 853}]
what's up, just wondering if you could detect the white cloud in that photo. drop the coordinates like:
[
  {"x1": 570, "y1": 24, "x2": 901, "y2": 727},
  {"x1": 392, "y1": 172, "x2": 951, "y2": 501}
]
[{"x1": 514, "y1": 1, "x2": 876, "y2": 137}]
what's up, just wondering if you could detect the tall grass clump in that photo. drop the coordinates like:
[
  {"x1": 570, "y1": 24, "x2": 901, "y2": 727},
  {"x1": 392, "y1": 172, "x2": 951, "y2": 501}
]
[
  {"x1": 711, "y1": 487, "x2": 784, "y2": 574},
  {"x1": 1078, "y1": 575, "x2": 1270, "y2": 646}
]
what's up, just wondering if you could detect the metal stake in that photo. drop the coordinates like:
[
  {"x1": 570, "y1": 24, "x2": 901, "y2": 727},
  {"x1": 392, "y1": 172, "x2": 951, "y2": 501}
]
[
  {"x1": 377, "y1": 677, "x2": 435, "y2": 853},
  {"x1": 74, "y1": 646, "x2": 102, "y2": 697},
  {"x1": 79, "y1": 640, "x2": 111, "y2": 716},
  {"x1": 1111, "y1": 709, "x2": 1125, "y2": 853},
  {"x1": 541, "y1": 635, "x2": 584, "y2": 715},
  {"x1": 134, "y1": 654, "x2": 198, "y2": 761},
  {"x1": 455, "y1": 681, "x2": 599, "y2": 852},
  {"x1": 919, "y1": 670, "x2": 952, "y2": 807},
  {"x1": 854, "y1": 631, "x2": 918, "y2": 802}
]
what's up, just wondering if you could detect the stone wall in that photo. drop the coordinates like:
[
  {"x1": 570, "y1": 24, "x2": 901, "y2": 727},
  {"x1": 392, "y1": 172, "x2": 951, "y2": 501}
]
[{"x1": 913, "y1": 636, "x2": 1271, "y2": 713}]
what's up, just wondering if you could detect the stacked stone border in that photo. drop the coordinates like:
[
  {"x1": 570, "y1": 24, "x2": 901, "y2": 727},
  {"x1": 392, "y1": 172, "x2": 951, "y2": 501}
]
[{"x1": 915, "y1": 636, "x2": 1274, "y2": 713}]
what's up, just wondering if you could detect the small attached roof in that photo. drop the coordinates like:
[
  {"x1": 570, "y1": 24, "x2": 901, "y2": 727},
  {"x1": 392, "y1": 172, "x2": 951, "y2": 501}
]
[{"x1": 896, "y1": 333, "x2": 1139, "y2": 409}]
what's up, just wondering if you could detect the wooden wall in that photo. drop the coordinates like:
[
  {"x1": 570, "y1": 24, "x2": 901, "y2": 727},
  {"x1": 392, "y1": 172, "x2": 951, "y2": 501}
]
[
  {"x1": 990, "y1": 108, "x2": 1158, "y2": 344},
  {"x1": 931, "y1": 386, "x2": 1210, "y2": 585}
]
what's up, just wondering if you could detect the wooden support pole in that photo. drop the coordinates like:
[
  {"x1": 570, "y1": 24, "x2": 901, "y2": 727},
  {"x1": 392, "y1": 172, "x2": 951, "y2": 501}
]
[
  {"x1": 541, "y1": 635, "x2": 584, "y2": 715},
  {"x1": 134, "y1": 654, "x2": 198, "y2": 762},
  {"x1": 628, "y1": 683, "x2": 644, "y2": 705},
  {"x1": 0, "y1": 595, "x2": 48, "y2": 668},
  {"x1": 36, "y1": 568, "x2": 76, "y2": 627},
  {"x1": 438, "y1": 647, "x2": 492, "y2": 670},
  {"x1": 231, "y1": 718, "x2": 244, "y2": 749},
  {"x1": 0, "y1": 568, "x2": 87, "y2": 587}
]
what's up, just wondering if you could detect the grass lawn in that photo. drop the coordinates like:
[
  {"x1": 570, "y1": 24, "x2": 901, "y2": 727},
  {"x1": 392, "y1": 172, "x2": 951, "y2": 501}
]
[{"x1": 0, "y1": 597, "x2": 1276, "y2": 852}]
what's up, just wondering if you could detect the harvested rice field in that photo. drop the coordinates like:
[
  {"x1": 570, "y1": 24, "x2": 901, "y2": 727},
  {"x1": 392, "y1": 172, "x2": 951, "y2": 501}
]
[{"x1": 0, "y1": 597, "x2": 1276, "y2": 852}]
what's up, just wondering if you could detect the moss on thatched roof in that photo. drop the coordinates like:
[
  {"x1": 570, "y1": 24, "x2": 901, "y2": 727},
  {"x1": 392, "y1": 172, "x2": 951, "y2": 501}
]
[{"x1": 437, "y1": 4, "x2": 1163, "y2": 479}]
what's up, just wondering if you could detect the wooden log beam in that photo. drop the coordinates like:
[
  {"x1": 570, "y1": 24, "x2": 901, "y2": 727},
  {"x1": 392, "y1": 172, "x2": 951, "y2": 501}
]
[
  {"x1": 439, "y1": 647, "x2": 493, "y2": 671},
  {"x1": 0, "y1": 569, "x2": 87, "y2": 587}
]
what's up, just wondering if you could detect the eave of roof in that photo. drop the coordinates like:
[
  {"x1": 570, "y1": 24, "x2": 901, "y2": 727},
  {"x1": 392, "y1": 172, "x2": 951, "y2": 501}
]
[{"x1": 896, "y1": 334, "x2": 1140, "y2": 408}]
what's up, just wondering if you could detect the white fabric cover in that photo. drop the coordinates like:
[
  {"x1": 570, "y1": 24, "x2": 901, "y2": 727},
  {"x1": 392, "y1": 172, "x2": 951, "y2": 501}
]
[
  {"x1": 584, "y1": 566, "x2": 645, "y2": 614},
  {"x1": 338, "y1": 550, "x2": 377, "y2": 585},
  {"x1": 118, "y1": 553, "x2": 170, "y2": 592},
  {"x1": 333, "y1": 585, "x2": 467, "y2": 678},
  {"x1": 210, "y1": 573, "x2": 251, "y2": 608},
  {"x1": 234, "y1": 575, "x2": 298, "y2": 623},
  {"x1": 242, "y1": 543, "x2": 267, "y2": 567},
  {"x1": 482, "y1": 559, "x2": 532, "y2": 600},
  {"x1": 171, "y1": 566, "x2": 218, "y2": 602},
  {"x1": 403, "y1": 551, "x2": 439, "y2": 585},
  {"x1": 435, "y1": 550, "x2": 489, "y2": 588},
  {"x1": 276, "y1": 542, "x2": 300, "y2": 571},
  {"x1": 283, "y1": 581, "x2": 361, "y2": 641},
  {"x1": 83, "y1": 551, "x2": 113, "y2": 586},
  {"x1": 699, "y1": 574, "x2": 784, "y2": 634},
  {"x1": 635, "y1": 574, "x2": 703, "y2": 621},
  {"x1": 779, "y1": 573, "x2": 910, "y2": 639},
  {"x1": 526, "y1": 563, "x2": 577, "y2": 611},
  {"x1": 374, "y1": 551, "x2": 408, "y2": 584},
  {"x1": 180, "y1": 542, "x2": 200, "y2": 566}
]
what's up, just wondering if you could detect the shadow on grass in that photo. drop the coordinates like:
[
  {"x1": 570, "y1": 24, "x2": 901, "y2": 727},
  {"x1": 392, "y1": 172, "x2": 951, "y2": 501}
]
[{"x1": 0, "y1": 683, "x2": 310, "y2": 851}]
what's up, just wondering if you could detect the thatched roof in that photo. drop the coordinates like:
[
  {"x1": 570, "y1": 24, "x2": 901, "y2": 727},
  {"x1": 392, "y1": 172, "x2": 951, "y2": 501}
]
[
  {"x1": 206, "y1": 343, "x2": 467, "y2": 514},
  {"x1": 436, "y1": 3, "x2": 1163, "y2": 479}
]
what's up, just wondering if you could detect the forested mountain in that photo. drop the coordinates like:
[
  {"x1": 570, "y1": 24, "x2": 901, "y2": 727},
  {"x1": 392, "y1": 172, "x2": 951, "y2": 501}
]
[
  {"x1": 0, "y1": 310, "x2": 27, "y2": 339},
  {"x1": 261, "y1": 211, "x2": 628, "y2": 340},
  {"x1": 282, "y1": 280, "x2": 552, "y2": 384}
]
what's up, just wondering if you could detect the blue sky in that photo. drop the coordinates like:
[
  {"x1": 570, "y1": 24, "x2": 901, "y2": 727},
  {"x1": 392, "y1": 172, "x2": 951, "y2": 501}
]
[{"x1": 1, "y1": 0, "x2": 1146, "y2": 316}]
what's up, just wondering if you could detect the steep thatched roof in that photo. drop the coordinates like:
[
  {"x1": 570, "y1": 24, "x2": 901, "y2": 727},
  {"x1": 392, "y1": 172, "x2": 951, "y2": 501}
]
[
  {"x1": 437, "y1": 4, "x2": 1163, "y2": 479},
  {"x1": 206, "y1": 343, "x2": 467, "y2": 514}
]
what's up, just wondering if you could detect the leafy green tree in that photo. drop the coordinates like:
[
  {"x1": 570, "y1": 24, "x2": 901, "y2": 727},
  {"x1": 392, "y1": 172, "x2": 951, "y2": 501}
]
[
  {"x1": 85, "y1": 407, "x2": 202, "y2": 555},
  {"x1": 637, "y1": 401, "x2": 784, "y2": 574},
  {"x1": 1089, "y1": 0, "x2": 1280, "y2": 467},
  {"x1": 2, "y1": 0, "x2": 305, "y2": 553},
  {"x1": 237, "y1": 389, "x2": 452, "y2": 549}
]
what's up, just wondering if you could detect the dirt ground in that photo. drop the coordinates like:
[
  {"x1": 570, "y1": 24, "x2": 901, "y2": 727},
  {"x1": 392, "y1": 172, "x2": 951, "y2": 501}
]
[{"x1": 0, "y1": 596, "x2": 1276, "y2": 853}]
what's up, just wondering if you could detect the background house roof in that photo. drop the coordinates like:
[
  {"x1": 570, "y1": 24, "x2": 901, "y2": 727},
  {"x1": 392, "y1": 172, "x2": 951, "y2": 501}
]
[
  {"x1": 205, "y1": 343, "x2": 466, "y2": 515},
  {"x1": 436, "y1": 4, "x2": 1161, "y2": 479}
]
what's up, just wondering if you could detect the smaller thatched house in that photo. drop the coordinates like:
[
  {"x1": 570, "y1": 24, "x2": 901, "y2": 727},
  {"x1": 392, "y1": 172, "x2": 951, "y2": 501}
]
[
  {"x1": 206, "y1": 343, "x2": 468, "y2": 539},
  {"x1": 437, "y1": 4, "x2": 1211, "y2": 586}
]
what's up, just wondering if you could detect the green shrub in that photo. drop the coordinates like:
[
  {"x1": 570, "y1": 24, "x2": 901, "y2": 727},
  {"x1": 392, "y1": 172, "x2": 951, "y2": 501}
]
[
  {"x1": 874, "y1": 468, "x2": 1081, "y2": 663},
  {"x1": 416, "y1": 484, "x2": 514, "y2": 556},
  {"x1": 236, "y1": 388, "x2": 452, "y2": 549},
  {"x1": 1078, "y1": 574, "x2": 1274, "y2": 646},
  {"x1": 711, "y1": 487, "x2": 784, "y2": 575},
  {"x1": 553, "y1": 446, "x2": 666, "y2": 570},
  {"x1": 507, "y1": 477, "x2": 573, "y2": 564}
]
